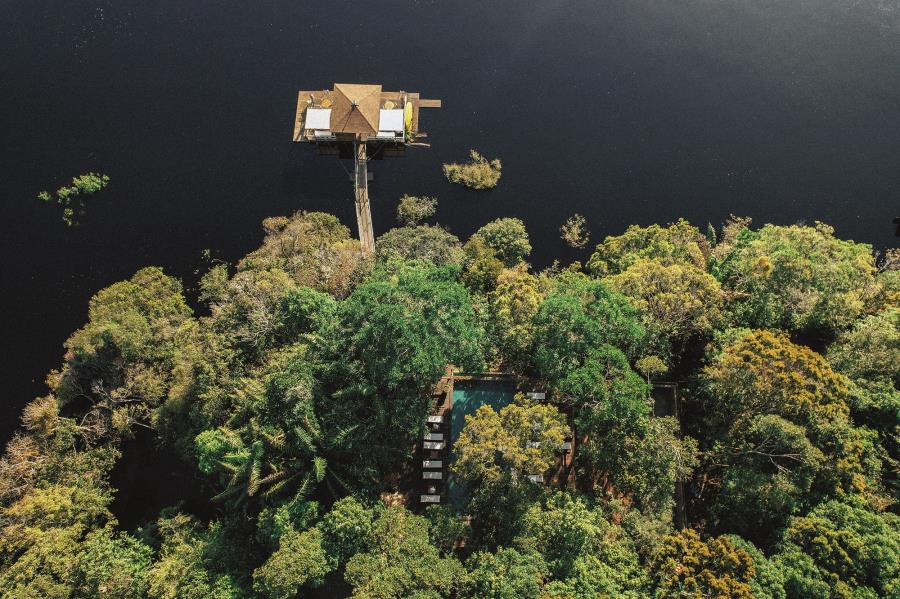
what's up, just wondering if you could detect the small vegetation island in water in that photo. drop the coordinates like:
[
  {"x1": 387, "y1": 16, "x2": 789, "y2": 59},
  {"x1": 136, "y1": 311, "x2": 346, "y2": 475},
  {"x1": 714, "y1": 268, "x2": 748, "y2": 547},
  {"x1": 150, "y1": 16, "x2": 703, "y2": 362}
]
[
  {"x1": 443, "y1": 149, "x2": 502, "y2": 189},
  {"x1": 36, "y1": 172, "x2": 110, "y2": 226},
  {"x1": 2, "y1": 195, "x2": 899, "y2": 598},
  {"x1": 560, "y1": 213, "x2": 590, "y2": 249}
]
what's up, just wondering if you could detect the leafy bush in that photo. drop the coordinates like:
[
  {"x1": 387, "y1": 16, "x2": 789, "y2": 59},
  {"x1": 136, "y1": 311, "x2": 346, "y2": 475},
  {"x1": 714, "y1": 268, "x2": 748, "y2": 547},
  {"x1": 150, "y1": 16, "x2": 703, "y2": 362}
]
[
  {"x1": 443, "y1": 150, "x2": 502, "y2": 189},
  {"x1": 37, "y1": 172, "x2": 110, "y2": 225},
  {"x1": 396, "y1": 195, "x2": 438, "y2": 226},
  {"x1": 560, "y1": 213, "x2": 590, "y2": 248}
]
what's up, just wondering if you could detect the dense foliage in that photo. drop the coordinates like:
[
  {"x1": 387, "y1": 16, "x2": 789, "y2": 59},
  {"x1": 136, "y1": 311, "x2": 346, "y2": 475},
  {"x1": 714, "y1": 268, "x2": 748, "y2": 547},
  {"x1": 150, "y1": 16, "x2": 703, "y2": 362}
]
[
  {"x1": 443, "y1": 150, "x2": 502, "y2": 190},
  {"x1": 2, "y1": 206, "x2": 897, "y2": 598}
]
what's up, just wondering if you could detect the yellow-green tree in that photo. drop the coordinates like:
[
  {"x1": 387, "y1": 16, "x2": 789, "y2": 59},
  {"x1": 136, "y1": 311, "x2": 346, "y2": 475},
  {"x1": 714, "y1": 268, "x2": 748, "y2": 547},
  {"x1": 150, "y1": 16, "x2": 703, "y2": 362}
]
[
  {"x1": 488, "y1": 264, "x2": 543, "y2": 371},
  {"x1": 650, "y1": 528, "x2": 755, "y2": 599},
  {"x1": 702, "y1": 330, "x2": 884, "y2": 541},
  {"x1": 703, "y1": 330, "x2": 851, "y2": 430},
  {"x1": 604, "y1": 258, "x2": 724, "y2": 357},
  {"x1": 443, "y1": 150, "x2": 502, "y2": 190},
  {"x1": 452, "y1": 395, "x2": 567, "y2": 486},
  {"x1": 470, "y1": 218, "x2": 532, "y2": 267},
  {"x1": 237, "y1": 211, "x2": 362, "y2": 299},
  {"x1": 587, "y1": 218, "x2": 707, "y2": 276}
]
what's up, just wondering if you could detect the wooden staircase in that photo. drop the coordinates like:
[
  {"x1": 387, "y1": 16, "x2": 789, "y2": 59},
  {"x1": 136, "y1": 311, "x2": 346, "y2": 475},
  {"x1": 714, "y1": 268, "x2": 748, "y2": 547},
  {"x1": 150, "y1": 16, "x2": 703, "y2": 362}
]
[{"x1": 420, "y1": 378, "x2": 453, "y2": 504}]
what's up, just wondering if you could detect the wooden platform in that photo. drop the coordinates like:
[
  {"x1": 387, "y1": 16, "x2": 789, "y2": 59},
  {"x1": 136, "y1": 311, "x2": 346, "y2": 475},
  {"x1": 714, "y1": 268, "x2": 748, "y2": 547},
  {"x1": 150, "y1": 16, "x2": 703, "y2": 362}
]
[{"x1": 293, "y1": 85, "x2": 440, "y2": 143}]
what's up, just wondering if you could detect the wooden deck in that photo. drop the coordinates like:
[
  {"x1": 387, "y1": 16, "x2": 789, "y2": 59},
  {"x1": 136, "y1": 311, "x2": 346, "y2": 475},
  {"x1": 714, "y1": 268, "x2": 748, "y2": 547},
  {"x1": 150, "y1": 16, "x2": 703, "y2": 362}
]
[{"x1": 293, "y1": 87, "x2": 440, "y2": 142}]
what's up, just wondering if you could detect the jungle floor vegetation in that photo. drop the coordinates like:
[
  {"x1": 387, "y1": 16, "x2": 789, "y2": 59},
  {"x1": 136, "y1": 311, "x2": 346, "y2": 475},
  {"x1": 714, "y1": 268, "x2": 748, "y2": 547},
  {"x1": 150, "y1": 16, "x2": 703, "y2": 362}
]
[{"x1": 1, "y1": 197, "x2": 898, "y2": 598}]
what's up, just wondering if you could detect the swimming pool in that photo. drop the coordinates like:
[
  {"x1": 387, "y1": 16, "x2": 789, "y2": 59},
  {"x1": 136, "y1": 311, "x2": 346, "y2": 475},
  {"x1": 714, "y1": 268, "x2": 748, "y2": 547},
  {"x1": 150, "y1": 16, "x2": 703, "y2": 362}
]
[{"x1": 447, "y1": 378, "x2": 516, "y2": 510}]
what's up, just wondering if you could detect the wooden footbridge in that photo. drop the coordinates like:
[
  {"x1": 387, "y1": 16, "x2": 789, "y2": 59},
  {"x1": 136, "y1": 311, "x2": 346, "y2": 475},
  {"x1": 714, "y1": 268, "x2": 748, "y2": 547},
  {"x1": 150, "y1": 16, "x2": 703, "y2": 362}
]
[{"x1": 292, "y1": 83, "x2": 441, "y2": 256}]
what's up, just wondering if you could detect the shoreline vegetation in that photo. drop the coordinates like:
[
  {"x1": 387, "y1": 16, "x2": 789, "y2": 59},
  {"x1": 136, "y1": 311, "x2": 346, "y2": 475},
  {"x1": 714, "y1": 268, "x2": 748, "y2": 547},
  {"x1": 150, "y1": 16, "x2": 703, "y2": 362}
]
[
  {"x1": 0, "y1": 196, "x2": 898, "y2": 598},
  {"x1": 443, "y1": 150, "x2": 502, "y2": 189},
  {"x1": 36, "y1": 172, "x2": 110, "y2": 225}
]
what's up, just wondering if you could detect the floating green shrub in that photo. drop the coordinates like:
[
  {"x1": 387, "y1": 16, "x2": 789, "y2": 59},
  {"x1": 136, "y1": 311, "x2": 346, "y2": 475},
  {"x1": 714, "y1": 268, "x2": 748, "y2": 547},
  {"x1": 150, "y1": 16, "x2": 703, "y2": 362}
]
[
  {"x1": 37, "y1": 172, "x2": 110, "y2": 225},
  {"x1": 443, "y1": 150, "x2": 501, "y2": 190}
]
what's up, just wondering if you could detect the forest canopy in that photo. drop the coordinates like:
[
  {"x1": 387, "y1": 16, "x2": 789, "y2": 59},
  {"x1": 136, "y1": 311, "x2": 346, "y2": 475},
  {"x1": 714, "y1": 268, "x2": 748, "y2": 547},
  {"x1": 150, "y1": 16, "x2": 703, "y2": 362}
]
[{"x1": 1, "y1": 207, "x2": 897, "y2": 598}]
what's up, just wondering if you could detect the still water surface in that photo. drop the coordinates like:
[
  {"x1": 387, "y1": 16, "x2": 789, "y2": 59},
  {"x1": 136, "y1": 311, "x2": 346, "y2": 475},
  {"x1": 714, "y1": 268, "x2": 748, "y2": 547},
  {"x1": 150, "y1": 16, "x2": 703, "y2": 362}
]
[{"x1": 2, "y1": 0, "x2": 899, "y2": 443}]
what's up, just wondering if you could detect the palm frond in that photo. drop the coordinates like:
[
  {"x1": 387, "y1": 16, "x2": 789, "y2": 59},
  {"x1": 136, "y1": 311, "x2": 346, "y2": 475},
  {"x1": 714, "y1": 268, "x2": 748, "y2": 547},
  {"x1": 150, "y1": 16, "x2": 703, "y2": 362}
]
[{"x1": 313, "y1": 456, "x2": 327, "y2": 483}]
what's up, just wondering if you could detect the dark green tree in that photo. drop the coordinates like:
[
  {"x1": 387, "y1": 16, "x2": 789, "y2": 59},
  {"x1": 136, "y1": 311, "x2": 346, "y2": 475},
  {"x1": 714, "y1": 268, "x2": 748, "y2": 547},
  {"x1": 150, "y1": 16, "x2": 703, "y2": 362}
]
[
  {"x1": 471, "y1": 218, "x2": 532, "y2": 267},
  {"x1": 325, "y1": 261, "x2": 484, "y2": 471},
  {"x1": 533, "y1": 274, "x2": 646, "y2": 384}
]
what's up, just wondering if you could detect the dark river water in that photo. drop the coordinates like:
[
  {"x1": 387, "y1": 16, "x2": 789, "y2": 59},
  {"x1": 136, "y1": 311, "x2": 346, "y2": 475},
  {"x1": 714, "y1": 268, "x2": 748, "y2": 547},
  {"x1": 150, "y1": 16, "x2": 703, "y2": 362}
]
[{"x1": 2, "y1": 0, "x2": 899, "y2": 444}]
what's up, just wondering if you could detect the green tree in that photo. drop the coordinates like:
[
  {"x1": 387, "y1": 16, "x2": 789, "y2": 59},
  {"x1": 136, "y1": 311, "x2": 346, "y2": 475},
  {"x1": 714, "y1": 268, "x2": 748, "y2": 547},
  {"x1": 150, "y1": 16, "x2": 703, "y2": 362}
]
[
  {"x1": 471, "y1": 218, "x2": 532, "y2": 267},
  {"x1": 724, "y1": 535, "x2": 786, "y2": 599},
  {"x1": 54, "y1": 267, "x2": 192, "y2": 440},
  {"x1": 396, "y1": 195, "x2": 438, "y2": 226},
  {"x1": 255, "y1": 493, "x2": 319, "y2": 548},
  {"x1": 194, "y1": 351, "x2": 369, "y2": 507},
  {"x1": 343, "y1": 506, "x2": 465, "y2": 598},
  {"x1": 277, "y1": 285, "x2": 338, "y2": 345},
  {"x1": 424, "y1": 505, "x2": 469, "y2": 555},
  {"x1": 320, "y1": 496, "x2": 378, "y2": 566},
  {"x1": 77, "y1": 527, "x2": 153, "y2": 599},
  {"x1": 827, "y1": 308, "x2": 900, "y2": 385},
  {"x1": 586, "y1": 219, "x2": 706, "y2": 276},
  {"x1": 375, "y1": 225, "x2": 464, "y2": 267},
  {"x1": 328, "y1": 261, "x2": 484, "y2": 470},
  {"x1": 711, "y1": 415, "x2": 824, "y2": 544},
  {"x1": 608, "y1": 416, "x2": 698, "y2": 522},
  {"x1": 515, "y1": 492, "x2": 644, "y2": 590},
  {"x1": 702, "y1": 331, "x2": 885, "y2": 541},
  {"x1": 827, "y1": 308, "x2": 899, "y2": 495},
  {"x1": 461, "y1": 548, "x2": 548, "y2": 599},
  {"x1": 713, "y1": 222, "x2": 882, "y2": 333},
  {"x1": 37, "y1": 172, "x2": 110, "y2": 226},
  {"x1": 559, "y1": 346, "x2": 696, "y2": 518},
  {"x1": 207, "y1": 267, "x2": 296, "y2": 358},
  {"x1": 776, "y1": 500, "x2": 900, "y2": 598},
  {"x1": 252, "y1": 527, "x2": 332, "y2": 598},
  {"x1": 533, "y1": 274, "x2": 646, "y2": 385},
  {"x1": 146, "y1": 514, "x2": 245, "y2": 599}
]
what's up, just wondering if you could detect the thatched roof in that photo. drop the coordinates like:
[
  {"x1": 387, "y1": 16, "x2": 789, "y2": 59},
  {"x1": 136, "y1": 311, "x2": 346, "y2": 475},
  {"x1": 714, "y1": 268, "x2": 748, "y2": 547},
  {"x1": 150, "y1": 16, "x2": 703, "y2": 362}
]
[{"x1": 330, "y1": 83, "x2": 382, "y2": 135}]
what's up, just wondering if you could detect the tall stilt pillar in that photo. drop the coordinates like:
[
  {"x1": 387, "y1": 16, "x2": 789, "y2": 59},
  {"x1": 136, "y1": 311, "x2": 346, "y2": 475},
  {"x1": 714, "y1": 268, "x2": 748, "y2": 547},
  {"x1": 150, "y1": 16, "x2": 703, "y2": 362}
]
[{"x1": 353, "y1": 140, "x2": 375, "y2": 256}]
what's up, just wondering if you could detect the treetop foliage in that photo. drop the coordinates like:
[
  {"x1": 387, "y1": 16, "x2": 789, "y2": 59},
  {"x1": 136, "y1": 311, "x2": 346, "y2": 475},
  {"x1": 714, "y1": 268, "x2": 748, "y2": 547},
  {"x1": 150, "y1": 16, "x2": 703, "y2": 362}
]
[
  {"x1": 586, "y1": 218, "x2": 707, "y2": 277},
  {"x1": 1, "y1": 210, "x2": 897, "y2": 598},
  {"x1": 396, "y1": 194, "x2": 438, "y2": 226}
]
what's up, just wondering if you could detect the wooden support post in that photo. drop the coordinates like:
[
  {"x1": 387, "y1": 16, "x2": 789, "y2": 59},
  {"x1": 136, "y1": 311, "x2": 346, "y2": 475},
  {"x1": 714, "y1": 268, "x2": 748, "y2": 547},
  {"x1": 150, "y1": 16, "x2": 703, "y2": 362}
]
[{"x1": 353, "y1": 140, "x2": 375, "y2": 256}]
